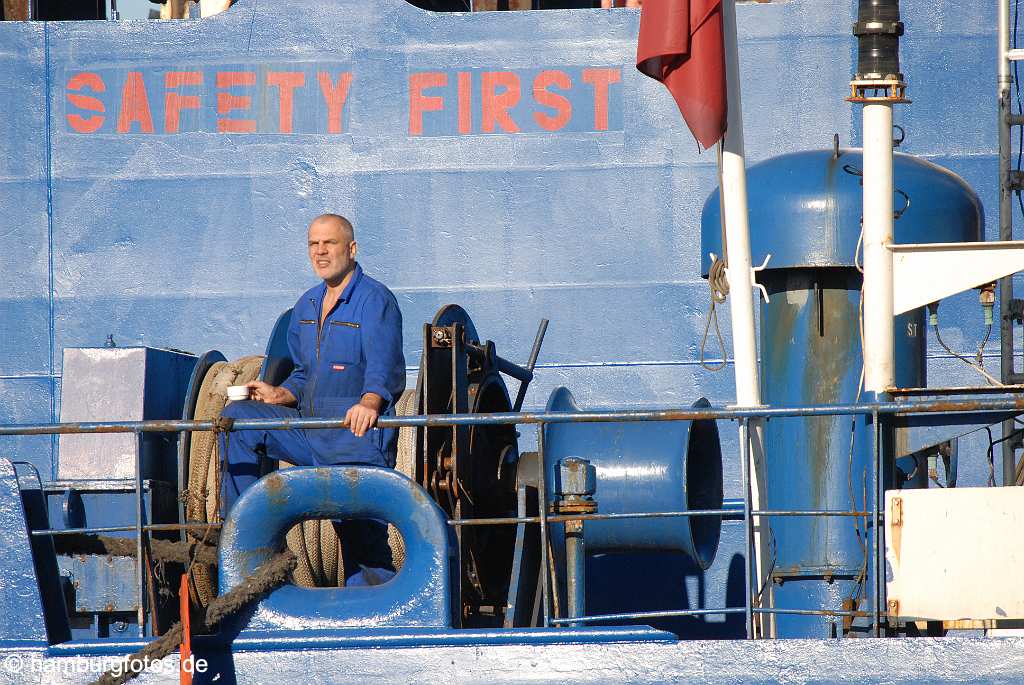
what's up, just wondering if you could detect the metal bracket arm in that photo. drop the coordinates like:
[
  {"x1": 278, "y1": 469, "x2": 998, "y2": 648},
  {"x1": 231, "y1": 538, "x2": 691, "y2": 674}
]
[
  {"x1": 889, "y1": 241, "x2": 1024, "y2": 315},
  {"x1": 724, "y1": 253, "x2": 772, "y2": 303},
  {"x1": 750, "y1": 253, "x2": 771, "y2": 303}
]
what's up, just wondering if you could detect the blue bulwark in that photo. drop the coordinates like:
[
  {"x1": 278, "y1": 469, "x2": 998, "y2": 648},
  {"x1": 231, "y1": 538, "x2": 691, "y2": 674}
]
[{"x1": 0, "y1": 459, "x2": 59, "y2": 647}]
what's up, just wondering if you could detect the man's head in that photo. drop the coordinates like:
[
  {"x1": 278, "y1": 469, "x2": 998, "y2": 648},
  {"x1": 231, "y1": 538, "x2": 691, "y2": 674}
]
[{"x1": 308, "y1": 214, "x2": 357, "y2": 286}]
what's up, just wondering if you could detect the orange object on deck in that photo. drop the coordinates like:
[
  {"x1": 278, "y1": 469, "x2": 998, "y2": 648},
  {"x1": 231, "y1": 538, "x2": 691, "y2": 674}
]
[{"x1": 179, "y1": 574, "x2": 192, "y2": 685}]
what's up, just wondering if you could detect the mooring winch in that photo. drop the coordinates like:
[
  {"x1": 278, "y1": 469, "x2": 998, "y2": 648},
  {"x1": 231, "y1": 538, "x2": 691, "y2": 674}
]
[{"x1": 413, "y1": 304, "x2": 548, "y2": 626}]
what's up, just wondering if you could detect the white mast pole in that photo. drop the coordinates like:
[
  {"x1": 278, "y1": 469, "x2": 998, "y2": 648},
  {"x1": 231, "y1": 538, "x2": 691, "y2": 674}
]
[{"x1": 719, "y1": 0, "x2": 771, "y2": 636}]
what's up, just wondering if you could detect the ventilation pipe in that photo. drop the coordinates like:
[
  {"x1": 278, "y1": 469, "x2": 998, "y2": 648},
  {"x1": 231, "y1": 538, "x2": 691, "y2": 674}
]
[{"x1": 851, "y1": 0, "x2": 907, "y2": 394}]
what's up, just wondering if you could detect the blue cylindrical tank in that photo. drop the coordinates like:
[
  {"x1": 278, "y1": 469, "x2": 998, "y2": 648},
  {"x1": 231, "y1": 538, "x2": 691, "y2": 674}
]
[{"x1": 701, "y1": 149, "x2": 982, "y2": 637}]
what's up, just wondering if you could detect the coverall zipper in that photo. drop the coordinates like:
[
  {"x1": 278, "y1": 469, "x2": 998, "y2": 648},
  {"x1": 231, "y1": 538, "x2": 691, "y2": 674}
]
[{"x1": 311, "y1": 292, "x2": 341, "y2": 416}]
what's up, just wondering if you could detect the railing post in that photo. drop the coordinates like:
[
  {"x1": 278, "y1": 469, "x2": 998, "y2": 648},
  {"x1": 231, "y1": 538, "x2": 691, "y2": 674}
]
[
  {"x1": 872, "y1": 407, "x2": 882, "y2": 637},
  {"x1": 536, "y1": 426, "x2": 551, "y2": 627},
  {"x1": 739, "y1": 417, "x2": 754, "y2": 639},
  {"x1": 135, "y1": 432, "x2": 146, "y2": 638},
  {"x1": 554, "y1": 457, "x2": 596, "y2": 627}
]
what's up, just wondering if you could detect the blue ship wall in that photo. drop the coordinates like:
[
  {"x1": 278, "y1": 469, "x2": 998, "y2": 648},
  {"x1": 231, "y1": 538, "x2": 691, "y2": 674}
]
[{"x1": 0, "y1": 0, "x2": 1001, "y2": 630}]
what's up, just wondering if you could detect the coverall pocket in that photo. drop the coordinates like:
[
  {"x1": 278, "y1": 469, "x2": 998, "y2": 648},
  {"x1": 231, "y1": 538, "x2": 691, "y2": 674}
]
[
  {"x1": 297, "y1": 319, "x2": 317, "y2": 361},
  {"x1": 327, "y1": 321, "x2": 361, "y2": 363},
  {"x1": 318, "y1": 397, "x2": 358, "y2": 418}
]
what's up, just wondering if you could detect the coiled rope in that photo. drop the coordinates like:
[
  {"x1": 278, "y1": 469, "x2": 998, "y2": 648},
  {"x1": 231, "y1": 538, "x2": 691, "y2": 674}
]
[
  {"x1": 700, "y1": 257, "x2": 730, "y2": 372},
  {"x1": 283, "y1": 387, "x2": 416, "y2": 586},
  {"x1": 185, "y1": 355, "x2": 264, "y2": 606}
]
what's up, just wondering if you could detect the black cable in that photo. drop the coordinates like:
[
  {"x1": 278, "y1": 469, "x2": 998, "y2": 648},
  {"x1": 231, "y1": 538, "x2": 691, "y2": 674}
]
[
  {"x1": 990, "y1": 426, "x2": 1024, "y2": 449},
  {"x1": 976, "y1": 323, "x2": 993, "y2": 367},
  {"x1": 986, "y1": 426, "x2": 1024, "y2": 487},
  {"x1": 843, "y1": 163, "x2": 910, "y2": 220},
  {"x1": 986, "y1": 426, "x2": 997, "y2": 488}
]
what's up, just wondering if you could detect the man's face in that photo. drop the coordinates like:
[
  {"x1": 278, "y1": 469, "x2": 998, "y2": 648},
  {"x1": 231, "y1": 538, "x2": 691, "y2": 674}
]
[{"x1": 308, "y1": 218, "x2": 357, "y2": 285}]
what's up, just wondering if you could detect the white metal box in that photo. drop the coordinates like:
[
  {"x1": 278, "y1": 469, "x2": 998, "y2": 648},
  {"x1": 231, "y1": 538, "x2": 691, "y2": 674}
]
[{"x1": 885, "y1": 487, "x2": 1024, "y2": 621}]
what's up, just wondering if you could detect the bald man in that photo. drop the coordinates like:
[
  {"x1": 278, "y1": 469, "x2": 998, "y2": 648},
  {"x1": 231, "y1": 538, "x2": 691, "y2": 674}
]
[{"x1": 220, "y1": 213, "x2": 406, "y2": 584}]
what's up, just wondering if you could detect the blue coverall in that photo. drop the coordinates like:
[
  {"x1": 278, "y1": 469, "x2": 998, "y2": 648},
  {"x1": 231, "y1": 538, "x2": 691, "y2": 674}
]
[{"x1": 219, "y1": 263, "x2": 406, "y2": 582}]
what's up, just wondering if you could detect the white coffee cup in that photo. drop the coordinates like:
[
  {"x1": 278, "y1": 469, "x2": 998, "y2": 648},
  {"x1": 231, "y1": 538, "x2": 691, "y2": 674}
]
[{"x1": 226, "y1": 385, "x2": 251, "y2": 402}]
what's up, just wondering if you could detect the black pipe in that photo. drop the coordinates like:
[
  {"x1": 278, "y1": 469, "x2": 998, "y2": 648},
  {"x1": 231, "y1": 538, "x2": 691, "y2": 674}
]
[
  {"x1": 853, "y1": 0, "x2": 904, "y2": 81},
  {"x1": 513, "y1": 318, "x2": 549, "y2": 412}
]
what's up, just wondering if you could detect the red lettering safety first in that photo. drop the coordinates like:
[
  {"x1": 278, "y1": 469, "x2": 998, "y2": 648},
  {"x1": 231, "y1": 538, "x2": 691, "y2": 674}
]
[{"x1": 63, "y1": 64, "x2": 622, "y2": 136}]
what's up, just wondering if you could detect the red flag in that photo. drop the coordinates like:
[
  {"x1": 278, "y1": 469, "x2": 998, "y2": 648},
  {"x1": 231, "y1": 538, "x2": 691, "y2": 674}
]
[{"x1": 636, "y1": 0, "x2": 727, "y2": 150}]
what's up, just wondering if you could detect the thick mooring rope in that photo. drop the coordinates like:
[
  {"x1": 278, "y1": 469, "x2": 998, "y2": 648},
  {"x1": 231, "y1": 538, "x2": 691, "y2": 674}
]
[
  {"x1": 90, "y1": 550, "x2": 297, "y2": 685},
  {"x1": 52, "y1": 533, "x2": 219, "y2": 566}
]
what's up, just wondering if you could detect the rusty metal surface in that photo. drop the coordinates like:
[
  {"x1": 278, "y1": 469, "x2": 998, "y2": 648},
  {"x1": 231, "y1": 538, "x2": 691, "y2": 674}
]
[
  {"x1": 753, "y1": 268, "x2": 930, "y2": 638},
  {"x1": 448, "y1": 509, "x2": 870, "y2": 527},
  {"x1": 888, "y1": 384, "x2": 1024, "y2": 396},
  {"x1": 30, "y1": 522, "x2": 223, "y2": 537}
]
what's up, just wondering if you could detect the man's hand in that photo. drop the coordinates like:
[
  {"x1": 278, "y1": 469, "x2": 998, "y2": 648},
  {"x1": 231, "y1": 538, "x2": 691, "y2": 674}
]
[
  {"x1": 245, "y1": 381, "x2": 297, "y2": 406},
  {"x1": 345, "y1": 393, "x2": 383, "y2": 437}
]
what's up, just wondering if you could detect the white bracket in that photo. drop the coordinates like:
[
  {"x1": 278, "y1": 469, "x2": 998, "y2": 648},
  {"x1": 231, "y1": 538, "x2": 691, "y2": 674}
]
[
  {"x1": 890, "y1": 241, "x2": 1024, "y2": 315},
  {"x1": 751, "y1": 253, "x2": 771, "y2": 303},
  {"x1": 722, "y1": 253, "x2": 772, "y2": 303}
]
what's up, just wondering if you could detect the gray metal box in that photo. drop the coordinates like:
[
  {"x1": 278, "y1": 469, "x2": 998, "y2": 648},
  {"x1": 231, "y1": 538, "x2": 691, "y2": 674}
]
[{"x1": 58, "y1": 347, "x2": 197, "y2": 482}]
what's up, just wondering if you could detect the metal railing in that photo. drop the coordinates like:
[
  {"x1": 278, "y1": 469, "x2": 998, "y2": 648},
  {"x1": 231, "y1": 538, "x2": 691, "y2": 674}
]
[{"x1": 2, "y1": 396, "x2": 1021, "y2": 640}]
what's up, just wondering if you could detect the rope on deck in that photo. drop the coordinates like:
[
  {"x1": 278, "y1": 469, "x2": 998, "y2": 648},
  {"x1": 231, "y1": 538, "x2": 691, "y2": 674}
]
[
  {"x1": 52, "y1": 533, "x2": 219, "y2": 566},
  {"x1": 89, "y1": 549, "x2": 297, "y2": 685}
]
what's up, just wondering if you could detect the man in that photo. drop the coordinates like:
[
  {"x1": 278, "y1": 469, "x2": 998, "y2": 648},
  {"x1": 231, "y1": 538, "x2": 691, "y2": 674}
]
[{"x1": 219, "y1": 213, "x2": 406, "y2": 584}]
